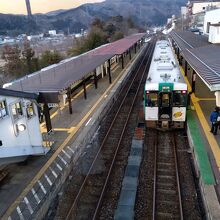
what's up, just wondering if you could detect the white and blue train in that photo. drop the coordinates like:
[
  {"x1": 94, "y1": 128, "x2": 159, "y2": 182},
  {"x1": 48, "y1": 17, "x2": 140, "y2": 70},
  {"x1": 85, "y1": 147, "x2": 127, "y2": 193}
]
[{"x1": 144, "y1": 40, "x2": 188, "y2": 129}]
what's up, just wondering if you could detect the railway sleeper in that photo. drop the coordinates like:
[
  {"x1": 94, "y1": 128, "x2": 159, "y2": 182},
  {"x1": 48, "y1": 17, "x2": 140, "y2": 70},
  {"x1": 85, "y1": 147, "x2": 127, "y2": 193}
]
[
  {"x1": 156, "y1": 181, "x2": 175, "y2": 187},
  {"x1": 76, "y1": 206, "x2": 94, "y2": 218},
  {"x1": 158, "y1": 199, "x2": 179, "y2": 206},
  {"x1": 157, "y1": 170, "x2": 175, "y2": 176},
  {"x1": 157, "y1": 202, "x2": 180, "y2": 213},
  {"x1": 157, "y1": 188, "x2": 177, "y2": 195},
  {"x1": 157, "y1": 193, "x2": 178, "y2": 202},
  {"x1": 157, "y1": 184, "x2": 176, "y2": 191},
  {"x1": 157, "y1": 168, "x2": 174, "y2": 173},
  {"x1": 157, "y1": 211, "x2": 180, "y2": 219},
  {"x1": 87, "y1": 179, "x2": 104, "y2": 187},
  {"x1": 157, "y1": 162, "x2": 173, "y2": 166},
  {"x1": 157, "y1": 174, "x2": 176, "y2": 180}
]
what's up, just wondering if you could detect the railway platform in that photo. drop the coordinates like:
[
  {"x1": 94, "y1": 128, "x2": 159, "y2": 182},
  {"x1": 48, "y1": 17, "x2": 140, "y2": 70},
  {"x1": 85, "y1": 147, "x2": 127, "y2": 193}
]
[
  {"x1": 169, "y1": 30, "x2": 220, "y2": 219},
  {"x1": 0, "y1": 41, "x2": 147, "y2": 219},
  {"x1": 180, "y1": 66, "x2": 220, "y2": 219}
]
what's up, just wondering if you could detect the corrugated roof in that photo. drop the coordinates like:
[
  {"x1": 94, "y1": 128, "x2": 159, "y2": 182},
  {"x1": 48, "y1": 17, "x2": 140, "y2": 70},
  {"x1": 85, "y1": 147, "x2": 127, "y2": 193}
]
[
  {"x1": 89, "y1": 33, "x2": 145, "y2": 55},
  {"x1": 0, "y1": 88, "x2": 38, "y2": 100},
  {"x1": 183, "y1": 45, "x2": 220, "y2": 91},
  {"x1": 170, "y1": 30, "x2": 210, "y2": 50},
  {"x1": 6, "y1": 54, "x2": 113, "y2": 93},
  {"x1": 170, "y1": 30, "x2": 220, "y2": 91},
  {"x1": 5, "y1": 33, "x2": 145, "y2": 94}
]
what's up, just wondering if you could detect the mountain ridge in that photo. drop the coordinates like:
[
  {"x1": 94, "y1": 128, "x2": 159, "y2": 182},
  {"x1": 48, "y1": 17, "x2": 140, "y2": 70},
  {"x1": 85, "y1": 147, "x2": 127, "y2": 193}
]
[{"x1": 0, "y1": 0, "x2": 186, "y2": 36}]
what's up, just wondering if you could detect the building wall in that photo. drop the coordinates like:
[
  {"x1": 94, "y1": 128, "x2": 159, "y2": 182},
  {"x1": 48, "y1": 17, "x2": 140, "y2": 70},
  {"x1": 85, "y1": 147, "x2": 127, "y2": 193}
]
[
  {"x1": 192, "y1": 2, "x2": 220, "y2": 15},
  {"x1": 204, "y1": 8, "x2": 220, "y2": 34},
  {"x1": 184, "y1": 60, "x2": 214, "y2": 98},
  {"x1": 209, "y1": 26, "x2": 220, "y2": 43},
  {"x1": 0, "y1": 95, "x2": 44, "y2": 159},
  {"x1": 195, "y1": 75, "x2": 215, "y2": 98}
]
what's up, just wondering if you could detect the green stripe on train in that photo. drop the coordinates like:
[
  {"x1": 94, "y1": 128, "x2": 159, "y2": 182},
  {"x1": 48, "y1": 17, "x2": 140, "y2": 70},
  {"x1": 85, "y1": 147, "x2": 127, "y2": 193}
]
[
  {"x1": 159, "y1": 83, "x2": 174, "y2": 92},
  {"x1": 187, "y1": 111, "x2": 215, "y2": 185}
]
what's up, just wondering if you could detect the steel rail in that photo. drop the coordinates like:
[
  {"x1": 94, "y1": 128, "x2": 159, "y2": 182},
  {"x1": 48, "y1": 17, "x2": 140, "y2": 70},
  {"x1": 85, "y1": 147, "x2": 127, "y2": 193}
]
[
  {"x1": 152, "y1": 131, "x2": 184, "y2": 220},
  {"x1": 172, "y1": 133, "x2": 184, "y2": 220},
  {"x1": 152, "y1": 130, "x2": 158, "y2": 220},
  {"x1": 92, "y1": 40, "x2": 156, "y2": 220},
  {"x1": 66, "y1": 41, "x2": 153, "y2": 220}
]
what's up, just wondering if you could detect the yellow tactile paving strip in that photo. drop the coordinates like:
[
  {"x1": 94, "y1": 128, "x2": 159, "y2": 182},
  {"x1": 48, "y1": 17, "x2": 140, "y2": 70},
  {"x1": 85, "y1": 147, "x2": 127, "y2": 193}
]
[
  {"x1": 2, "y1": 54, "x2": 134, "y2": 219},
  {"x1": 179, "y1": 66, "x2": 220, "y2": 171},
  {"x1": 40, "y1": 83, "x2": 93, "y2": 132},
  {"x1": 40, "y1": 65, "x2": 120, "y2": 133}
]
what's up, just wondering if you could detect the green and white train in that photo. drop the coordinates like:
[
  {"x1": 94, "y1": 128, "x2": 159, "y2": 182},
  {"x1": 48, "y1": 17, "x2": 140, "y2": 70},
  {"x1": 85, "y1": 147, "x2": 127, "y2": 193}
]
[{"x1": 144, "y1": 40, "x2": 188, "y2": 129}]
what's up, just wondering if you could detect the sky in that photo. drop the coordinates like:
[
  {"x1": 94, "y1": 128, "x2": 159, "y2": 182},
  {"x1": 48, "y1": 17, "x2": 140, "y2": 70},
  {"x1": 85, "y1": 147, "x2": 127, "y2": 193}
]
[{"x1": 0, "y1": 0, "x2": 104, "y2": 14}]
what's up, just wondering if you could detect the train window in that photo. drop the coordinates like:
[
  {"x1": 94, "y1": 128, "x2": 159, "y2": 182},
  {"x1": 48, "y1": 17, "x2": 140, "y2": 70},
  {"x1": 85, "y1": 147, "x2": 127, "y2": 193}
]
[
  {"x1": 146, "y1": 92, "x2": 158, "y2": 107},
  {"x1": 11, "y1": 102, "x2": 23, "y2": 120},
  {"x1": 26, "y1": 103, "x2": 35, "y2": 119},
  {"x1": 173, "y1": 91, "x2": 187, "y2": 107},
  {"x1": 0, "y1": 100, "x2": 8, "y2": 119},
  {"x1": 161, "y1": 93, "x2": 170, "y2": 107}
]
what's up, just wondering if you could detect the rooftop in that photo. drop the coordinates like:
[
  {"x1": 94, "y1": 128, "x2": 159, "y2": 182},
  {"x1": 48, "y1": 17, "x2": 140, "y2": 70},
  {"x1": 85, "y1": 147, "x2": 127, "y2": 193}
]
[
  {"x1": 4, "y1": 33, "x2": 145, "y2": 95},
  {"x1": 170, "y1": 30, "x2": 220, "y2": 91}
]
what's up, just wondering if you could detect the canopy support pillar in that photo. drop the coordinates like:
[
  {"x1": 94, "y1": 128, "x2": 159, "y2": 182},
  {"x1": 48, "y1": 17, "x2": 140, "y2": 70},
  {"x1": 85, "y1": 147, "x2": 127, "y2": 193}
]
[
  {"x1": 94, "y1": 70, "x2": 98, "y2": 89},
  {"x1": 192, "y1": 70, "x2": 196, "y2": 93},
  {"x1": 83, "y1": 78, "x2": 87, "y2": 99},
  {"x1": 67, "y1": 87, "x2": 73, "y2": 114},
  {"x1": 121, "y1": 54, "x2": 124, "y2": 69},
  {"x1": 43, "y1": 103, "x2": 52, "y2": 133},
  {"x1": 108, "y1": 59, "x2": 112, "y2": 84},
  {"x1": 184, "y1": 61, "x2": 188, "y2": 76},
  {"x1": 177, "y1": 47, "x2": 180, "y2": 61},
  {"x1": 129, "y1": 49, "x2": 132, "y2": 60}
]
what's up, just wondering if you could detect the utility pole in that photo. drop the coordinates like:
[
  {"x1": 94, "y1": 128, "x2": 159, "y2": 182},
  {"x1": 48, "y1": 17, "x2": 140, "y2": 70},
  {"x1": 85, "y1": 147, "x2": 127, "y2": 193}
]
[{"x1": 25, "y1": 0, "x2": 32, "y2": 17}]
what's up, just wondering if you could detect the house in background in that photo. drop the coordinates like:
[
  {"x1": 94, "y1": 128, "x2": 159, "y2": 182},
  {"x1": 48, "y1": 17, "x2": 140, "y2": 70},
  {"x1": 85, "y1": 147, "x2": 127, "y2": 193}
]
[
  {"x1": 0, "y1": 88, "x2": 49, "y2": 166},
  {"x1": 203, "y1": 8, "x2": 220, "y2": 43}
]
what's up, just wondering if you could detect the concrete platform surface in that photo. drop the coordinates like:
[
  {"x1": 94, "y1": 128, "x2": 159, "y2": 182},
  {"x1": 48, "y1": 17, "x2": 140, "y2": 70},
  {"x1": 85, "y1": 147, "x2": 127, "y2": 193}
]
[
  {"x1": 122, "y1": 176, "x2": 138, "y2": 190},
  {"x1": 179, "y1": 65, "x2": 220, "y2": 220},
  {"x1": 0, "y1": 45, "x2": 146, "y2": 219}
]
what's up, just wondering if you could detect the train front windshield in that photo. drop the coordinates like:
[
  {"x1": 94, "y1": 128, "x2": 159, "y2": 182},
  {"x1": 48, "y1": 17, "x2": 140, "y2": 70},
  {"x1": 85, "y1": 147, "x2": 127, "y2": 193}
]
[
  {"x1": 173, "y1": 91, "x2": 187, "y2": 107},
  {"x1": 146, "y1": 92, "x2": 158, "y2": 107}
]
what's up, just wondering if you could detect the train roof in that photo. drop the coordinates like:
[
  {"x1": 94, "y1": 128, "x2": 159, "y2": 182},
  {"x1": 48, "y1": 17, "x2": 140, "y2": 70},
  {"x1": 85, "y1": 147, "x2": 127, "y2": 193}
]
[{"x1": 145, "y1": 40, "x2": 187, "y2": 91}]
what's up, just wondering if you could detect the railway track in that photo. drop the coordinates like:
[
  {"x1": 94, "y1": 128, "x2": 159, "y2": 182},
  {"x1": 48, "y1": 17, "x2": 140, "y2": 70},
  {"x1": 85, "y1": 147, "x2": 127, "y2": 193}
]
[
  {"x1": 153, "y1": 131, "x2": 183, "y2": 220},
  {"x1": 65, "y1": 40, "x2": 156, "y2": 220}
]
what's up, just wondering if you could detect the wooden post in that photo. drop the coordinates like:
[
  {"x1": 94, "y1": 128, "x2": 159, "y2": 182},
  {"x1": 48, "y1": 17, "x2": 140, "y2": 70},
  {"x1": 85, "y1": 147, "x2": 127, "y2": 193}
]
[
  {"x1": 121, "y1": 54, "x2": 124, "y2": 69},
  {"x1": 177, "y1": 48, "x2": 180, "y2": 61},
  {"x1": 94, "y1": 70, "x2": 98, "y2": 89},
  {"x1": 184, "y1": 61, "x2": 188, "y2": 76},
  {"x1": 83, "y1": 78, "x2": 87, "y2": 99},
  {"x1": 192, "y1": 70, "x2": 196, "y2": 93},
  {"x1": 129, "y1": 49, "x2": 132, "y2": 60},
  {"x1": 108, "y1": 59, "x2": 112, "y2": 84},
  {"x1": 67, "y1": 87, "x2": 72, "y2": 114},
  {"x1": 43, "y1": 103, "x2": 52, "y2": 132}
]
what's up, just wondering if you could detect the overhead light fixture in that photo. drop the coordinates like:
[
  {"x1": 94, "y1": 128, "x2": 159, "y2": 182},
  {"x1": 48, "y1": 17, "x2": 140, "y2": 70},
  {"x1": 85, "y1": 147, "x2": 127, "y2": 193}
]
[{"x1": 17, "y1": 124, "x2": 26, "y2": 132}]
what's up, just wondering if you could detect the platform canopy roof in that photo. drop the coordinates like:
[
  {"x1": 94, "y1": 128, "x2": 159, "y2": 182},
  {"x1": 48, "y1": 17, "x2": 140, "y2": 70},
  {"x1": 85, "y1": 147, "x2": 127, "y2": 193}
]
[
  {"x1": 170, "y1": 30, "x2": 220, "y2": 91},
  {"x1": 89, "y1": 33, "x2": 146, "y2": 55},
  {"x1": 170, "y1": 30, "x2": 210, "y2": 50},
  {"x1": 0, "y1": 88, "x2": 38, "y2": 100},
  {"x1": 5, "y1": 54, "x2": 113, "y2": 93},
  {"x1": 183, "y1": 45, "x2": 220, "y2": 91},
  {"x1": 4, "y1": 33, "x2": 145, "y2": 94}
]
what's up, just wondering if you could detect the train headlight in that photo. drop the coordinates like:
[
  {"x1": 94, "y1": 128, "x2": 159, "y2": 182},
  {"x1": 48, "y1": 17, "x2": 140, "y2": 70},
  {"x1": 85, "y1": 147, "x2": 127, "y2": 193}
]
[{"x1": 17, "y1": 124, "x2": 26, "y2": 132}]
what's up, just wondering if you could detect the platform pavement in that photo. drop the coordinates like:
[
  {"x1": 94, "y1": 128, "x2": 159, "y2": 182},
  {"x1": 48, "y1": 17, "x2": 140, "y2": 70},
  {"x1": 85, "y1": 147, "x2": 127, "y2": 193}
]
[
  {"x1": 0, "y1": 45, "x2": 144, "y2": 218},
  {"x1": 179, "y1": 66, "x2": 220, "y2": 219}
]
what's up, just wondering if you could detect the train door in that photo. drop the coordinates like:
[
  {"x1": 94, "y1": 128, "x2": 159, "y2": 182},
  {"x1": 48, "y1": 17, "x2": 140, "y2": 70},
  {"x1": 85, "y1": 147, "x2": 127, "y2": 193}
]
[
  {"x1": 145, "y1": 91, "x2": 158, "y2": 121},
  {"x1": 159, "y1": 92, "x2": 172, "y2": 120}
]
